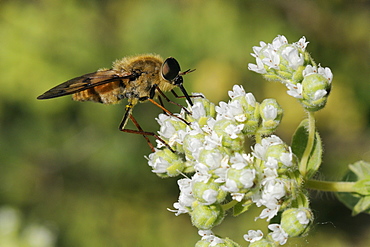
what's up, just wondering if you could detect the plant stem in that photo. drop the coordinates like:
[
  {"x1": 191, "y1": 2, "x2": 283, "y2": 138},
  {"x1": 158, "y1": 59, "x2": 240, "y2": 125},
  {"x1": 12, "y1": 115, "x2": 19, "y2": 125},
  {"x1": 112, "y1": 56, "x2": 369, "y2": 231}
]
[
  {"x1": 306, "y1": 179, "x2": 357, "y2": 192},
  {"x1": 222, "y1": 200, "x2": 239, "y2": 211}
]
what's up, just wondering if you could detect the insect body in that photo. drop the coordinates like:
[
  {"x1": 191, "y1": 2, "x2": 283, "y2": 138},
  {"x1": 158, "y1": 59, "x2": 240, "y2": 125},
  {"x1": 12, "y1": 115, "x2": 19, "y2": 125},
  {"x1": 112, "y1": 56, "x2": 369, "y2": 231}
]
[{"x1": 37, "y1": 54, "x2": 194, "y2": 150}]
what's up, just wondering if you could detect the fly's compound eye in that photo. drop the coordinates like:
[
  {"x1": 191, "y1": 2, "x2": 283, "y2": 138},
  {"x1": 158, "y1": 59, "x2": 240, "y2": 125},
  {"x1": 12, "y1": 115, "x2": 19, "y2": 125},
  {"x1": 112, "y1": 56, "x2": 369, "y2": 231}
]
[{"x1": 161, "y1": 57, "x2": 181, "y2": 81}]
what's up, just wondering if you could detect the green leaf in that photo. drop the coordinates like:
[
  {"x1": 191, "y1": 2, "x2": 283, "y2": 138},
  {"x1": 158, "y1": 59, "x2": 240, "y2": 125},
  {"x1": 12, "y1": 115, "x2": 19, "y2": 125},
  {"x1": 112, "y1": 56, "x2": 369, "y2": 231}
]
[
  {"x1": 291, "y1": 119, "x2": 309, "y2": 160},
  {"x1": 335, "y1": 161, "x2": 370, "y2": 215},
  {"x1": 352, "y1": 196, "x2": 370, "y2": 216},
  {"x1": 291, "y1": 119, "x2": 323, "y2": 178},
  {"x1": 353, "y1": 177, "x2": 370, "y2": 195},
  {"x1": 233, "y1": 199, "x2": 252, "y2": 216},
  {"x1": 349, "y1": 160, "x2": 370, "y2": 180},
  {"x1": 306, "y1": 131, "x2": 322, "y2": 178}
]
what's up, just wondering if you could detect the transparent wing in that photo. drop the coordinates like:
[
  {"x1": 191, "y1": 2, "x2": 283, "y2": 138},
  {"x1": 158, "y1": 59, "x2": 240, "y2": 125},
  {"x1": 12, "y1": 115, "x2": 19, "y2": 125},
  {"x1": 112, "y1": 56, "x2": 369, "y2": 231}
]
[{"x1": 37, "y1": 70, "x2": 133, "y2": 99}]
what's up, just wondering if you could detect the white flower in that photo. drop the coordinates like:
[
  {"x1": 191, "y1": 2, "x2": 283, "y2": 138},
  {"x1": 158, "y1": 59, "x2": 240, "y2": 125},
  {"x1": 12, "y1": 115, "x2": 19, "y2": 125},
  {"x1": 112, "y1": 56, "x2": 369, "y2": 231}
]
[
  {"x1": 252, "y1": 143, "x2": 266, "y2": 160},
  {"x1": 302, "y1": 65, "x2": 317, "y2": 77},
  {"x1": 202, "y1": 189, "x2": 218, "y2": 205},
  {"x1": 265, "y1": 157, "x2": 278, "y2": 169},
  {"x1": 256, "y1": 205, "x2": 280, "y2": 221},
  {"x1": 224, "y1": 123, "x2": 244, "y2": 139},
  {"x1": 221, "y1": 178, "x2": 239, "y2": 193},
  {"x1": 248, "y1": 57, "x2": 267, "y2": 74},
  {"x1": 191, "y1": 101, "x2": 207, "y2": 120},
  {"x1": 169, "y1": 179, "x2": 194, "y2": 215},
  {"x1": 281, "y1": 46, "x2": 304, "y2": 70},
  {"x1": 297, "y1": 210, "x2": 310, "y2": 225},
  {"x1": 203, "y1": 118, "x2": 216, "y2": 133},
  {"x1": 228, "y1": 85, "x2": 246, "y2": 98},
  {"x1": 263, "y1": 168, "x2": 278, "y2": 182},
  {"x1": 262, "y1": 45, "x2": 280, "y2": 69},
  {"x1": 318, "y1": 66, "x2": 333, "y2": 83},
  {"x1": 252, "y1": 135, "x2": 283, "y2": 161},
  {"x1": 188, "y1": 122, "x2": 203, "y2": 135},
  {"x1": 263, "y1": 135, "x2": 284, "y2": 146},
  {"x1": 244, "y1": 230, "x2": 264, "y2": 243},
  {"x1": 313, "y1": 89, "x2": 327, "y2": 101},
  {"x1": 286, "y1": 82, "x2": 303, "y2": 99},
  {"x1": 205, "y1": 151, "x2": 224, "y2": 169},
  {"x1": 271, "y1": 35, "x2": 288, "y2": 50},
  {"x1": 168, "y1": 202, "x2": 189, "y2": 216},
  {"x1": 262, "y1": 179, "x2": 286, "y2": 201},
  {"x1": 245, "y1": 93, "x2": 257, "y2": 107},
  {"x1": 262, "y1": 104, "x2": 278, "y2": 121},
  {"x1": 251, "y1": 41, "x2": 267, "y2": 58},
  {"x1": 280, "y1": 147, "x2": 294, "y2": 167},
  {"x1": 198, "y1": 230, "x2": 224, "y2": 245},
  {"x1": 183, "y1": 136, "x2": 203, "y2": 160},
  {"x1": 204, "y1": 132, "x2": 222, "y2": 150},
  {"x1": 294, "y1": 36, "x2": 309, "y2": 51},
  {"x1": 230, "y1": 152, "x2": 248, "y2": 164},
  {"x1": 198, "y1": 229, "x2": 214, "y2": 238},
  {"x1": 148, "y1": 156, "x2": 170, "y2": 174},
  {"x1": 209, "y1": 236, "x2": 225, "y2": 246},
  {"x1": 215, "y1": 101, "x2": 229, "y2": 117},
  {"x1": 157, "y1": 114, "x2": 176, "y2": 139},
  {"x1": 230, "y1": 192, "x2": 245, "y2": 202},
  {"x1": 193, "y1": 163, "x2": 211, "y2": 180},
  {"x1": 239, "y1": 169, "x2": 256, "y2": 188},
  {"x1": 268, "y1": 224, "x2": 288, "y2": 245},
  {"x1": 304, "y1": 64, "x2": 333, "y2": 84}
]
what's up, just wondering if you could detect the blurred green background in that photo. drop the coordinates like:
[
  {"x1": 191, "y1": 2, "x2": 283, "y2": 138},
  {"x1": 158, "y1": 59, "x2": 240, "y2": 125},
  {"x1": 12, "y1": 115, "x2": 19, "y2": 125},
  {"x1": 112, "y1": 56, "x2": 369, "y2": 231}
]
[{"x1": 0, "y1": 0, "x2": 369, "y2": 246}]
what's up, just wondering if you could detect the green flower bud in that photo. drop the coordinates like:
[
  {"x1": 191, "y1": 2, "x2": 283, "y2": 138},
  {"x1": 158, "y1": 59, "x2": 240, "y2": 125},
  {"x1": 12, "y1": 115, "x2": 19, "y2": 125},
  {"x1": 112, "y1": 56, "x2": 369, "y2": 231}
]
[
  {"x1": 191, "y1": 201, "x2": 225, "y2": 230},
  {"x1": 280, "y1": 208, "x2": 313, "y2": 237},
  {"x1": 264, "y1": 144, "x2": 287, "y2": 164},
  {"x1": 147, "y1": 148, "x2": 185, "y2": 178},
  {"x1": 291, "y1": 65, "x2": 305, "y2": 83},
  {"x1": 258, "y1": 99, "x2": 283, "y2": 135},
  {"x1": 243, "y1": 106, "x2": 260, "y2": 135},
  {"x1": 192, "y1": 178, "x2": 227, "y2": 205},
  {"x1": 195, "y1": 237, "x2": 241, "y2": 247},
  {"x1": 195, "y1": 239, "x2": 209, "y2": 247},
  {"x1": 248, "y1": 239, "x2": 275, "y2": 247},
  {"x1": 301, "y1": 73, "x2": 331, "y2": 111},
  {"x1": 225, "y1": 167, "x2": 256, "y2": 193},
  {"x1": 213, "y1": 119, "x2": 245, "y2": 151}
]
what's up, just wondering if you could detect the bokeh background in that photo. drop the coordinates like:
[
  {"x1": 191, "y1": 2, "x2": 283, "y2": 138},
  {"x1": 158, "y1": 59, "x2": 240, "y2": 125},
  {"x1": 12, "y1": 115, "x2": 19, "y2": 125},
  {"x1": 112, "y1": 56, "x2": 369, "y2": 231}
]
[{"x1": 1, "y1": 0, "x2": 369, "y2": 246}]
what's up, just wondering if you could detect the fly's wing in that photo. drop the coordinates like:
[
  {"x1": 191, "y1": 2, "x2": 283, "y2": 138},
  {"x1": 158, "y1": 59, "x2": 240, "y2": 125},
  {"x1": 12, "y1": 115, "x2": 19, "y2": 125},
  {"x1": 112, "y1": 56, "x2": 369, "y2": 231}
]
[{"x1": 37, "y1": 70, "x2": 133, "y2": 100}]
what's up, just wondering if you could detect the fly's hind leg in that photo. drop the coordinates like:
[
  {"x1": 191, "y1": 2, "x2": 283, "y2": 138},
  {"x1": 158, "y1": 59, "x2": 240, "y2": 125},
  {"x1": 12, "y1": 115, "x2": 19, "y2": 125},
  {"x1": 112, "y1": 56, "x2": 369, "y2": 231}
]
[{"x1": 119, "y1": 101, "x2": 174, "y2": 152}]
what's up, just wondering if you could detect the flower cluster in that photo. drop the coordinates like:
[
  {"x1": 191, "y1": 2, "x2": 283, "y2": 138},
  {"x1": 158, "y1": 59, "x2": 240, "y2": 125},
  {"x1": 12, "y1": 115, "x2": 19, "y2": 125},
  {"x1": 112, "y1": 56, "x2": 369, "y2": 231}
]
[
  {"x1": 148, "y1": 85, "x2": 313, "y2": 246},
  {"x1": 248, "y1": 35, "x2": 332, "y2": 112},
  {"x1": 145, "y1": 35, "x2": 333, "y2": 246}
]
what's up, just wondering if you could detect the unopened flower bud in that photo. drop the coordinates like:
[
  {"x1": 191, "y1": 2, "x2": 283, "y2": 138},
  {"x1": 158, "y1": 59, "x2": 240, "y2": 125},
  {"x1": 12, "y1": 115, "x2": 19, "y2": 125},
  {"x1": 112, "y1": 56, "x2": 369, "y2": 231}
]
[
  {"x1": 301, "y1": 75, "x2": 330, "y2": 111},
  {"x1": 147, "y1": 149, "x2": 185, "y2": 178},
  {"x1": 248, "y1": 239, "x2": 275, "y2": 247},
  {"x1": 280, "y1": 208, "x2": 313, "y2": 237},
  {"x1": 213, "y1": 119, "x2": 245, "y2": 151},
  {"x1": 191, "y1": 201, "x2": 225, "y2": 230},
  {"x1": 192, "y1": 178, "x2": 227, "y2": 205},
  {"x1": 300, "y1": 65, "x2": 332, "y2": 111},
  {"x1": 196, "y1": 237, "x2": 240, "y2": 247},
  {"x1": 258, "y1": 99, "x2": 283, "y2": 135}
]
